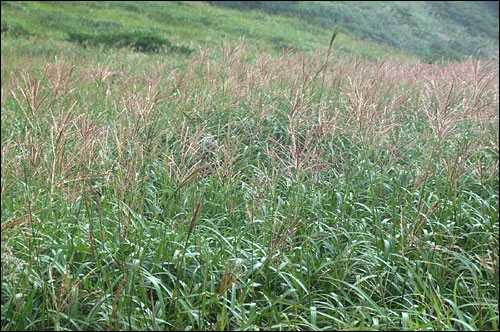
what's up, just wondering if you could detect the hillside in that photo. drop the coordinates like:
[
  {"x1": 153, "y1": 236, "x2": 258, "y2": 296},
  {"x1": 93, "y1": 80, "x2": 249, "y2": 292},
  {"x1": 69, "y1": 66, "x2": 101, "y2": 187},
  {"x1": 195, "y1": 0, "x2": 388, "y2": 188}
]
[
  {"x1": 210, "y1": 1, "x2": 500, "y2": 62},
  {"x1": 0, "y1": 1, "x2": 411, "y2": 61},
  {"x1": 3, "y1": 1, "x2": 497, "y2": 62}
]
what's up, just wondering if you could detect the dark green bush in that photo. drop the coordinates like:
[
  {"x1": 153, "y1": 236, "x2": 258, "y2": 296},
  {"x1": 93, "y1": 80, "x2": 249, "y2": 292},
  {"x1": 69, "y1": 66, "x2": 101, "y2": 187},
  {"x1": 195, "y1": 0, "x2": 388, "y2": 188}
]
[{"x1": 67, "y1": 30, "x2": 193, "y2": 54}]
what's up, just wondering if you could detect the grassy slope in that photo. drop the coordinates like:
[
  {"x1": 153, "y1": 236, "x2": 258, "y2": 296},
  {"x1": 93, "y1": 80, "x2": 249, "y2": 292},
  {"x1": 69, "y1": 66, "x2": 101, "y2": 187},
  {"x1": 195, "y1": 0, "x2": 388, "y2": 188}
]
[
  {"x1": 1, "y1": 1, "x2": 416, "y2": 61},
  {"x1": 210, "y1": 1, "x2": 500, "y2": 62},
  {"x1": 3, "y1": 1, "x2": 498, "y2": 62}
]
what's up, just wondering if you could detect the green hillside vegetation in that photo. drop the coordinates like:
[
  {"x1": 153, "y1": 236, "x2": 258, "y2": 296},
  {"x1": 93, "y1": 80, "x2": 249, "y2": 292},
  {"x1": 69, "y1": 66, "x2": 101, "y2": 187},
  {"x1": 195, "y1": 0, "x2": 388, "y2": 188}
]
[
  {"x1": 2, "y1": 1, "x2": 498, "y2": 62},
  {"x1": 210, "y1": 1, "x2": 500, "y2": 62},
  {"x1": 1, "y1": 1, "x2": 499, "y2": 331},
  {"x1": 1, "y1": 1, "x2": 417, "y2": 61}
]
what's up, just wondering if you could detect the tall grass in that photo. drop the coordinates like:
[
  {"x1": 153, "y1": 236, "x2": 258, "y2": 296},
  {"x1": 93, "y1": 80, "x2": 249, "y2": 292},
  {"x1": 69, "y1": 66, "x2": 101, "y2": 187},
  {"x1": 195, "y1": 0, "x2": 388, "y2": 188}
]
[{"x1": 1, "y1": 40, "x2": 498, "y2": 330}]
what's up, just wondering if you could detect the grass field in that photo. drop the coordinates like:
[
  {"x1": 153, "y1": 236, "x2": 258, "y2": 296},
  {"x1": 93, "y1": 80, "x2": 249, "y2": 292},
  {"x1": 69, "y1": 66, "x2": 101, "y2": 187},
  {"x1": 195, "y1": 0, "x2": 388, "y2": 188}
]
[
  {"x1": 1, "y1": 1, "x2": 499, "y2": 331},
  {"x1": 0, "y1": 1, "x2": 426, "y2": 61}
]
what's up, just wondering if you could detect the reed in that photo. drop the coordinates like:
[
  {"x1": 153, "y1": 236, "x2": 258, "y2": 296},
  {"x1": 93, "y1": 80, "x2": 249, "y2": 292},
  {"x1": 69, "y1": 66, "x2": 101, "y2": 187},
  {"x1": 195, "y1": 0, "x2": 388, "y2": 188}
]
[{"x1": 1, "y1": 37, "x2": 498, "y2": 330}]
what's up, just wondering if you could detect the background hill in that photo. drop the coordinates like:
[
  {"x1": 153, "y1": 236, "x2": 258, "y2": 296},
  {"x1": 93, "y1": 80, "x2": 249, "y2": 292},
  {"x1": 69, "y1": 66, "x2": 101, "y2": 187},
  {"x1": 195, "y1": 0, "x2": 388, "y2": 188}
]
[
  {"x1": 210, "y1": 1, "x2": 500, "y2": 61},
  {"x1": 1, "y1": 1, "x2": 498, "y2": 62}
]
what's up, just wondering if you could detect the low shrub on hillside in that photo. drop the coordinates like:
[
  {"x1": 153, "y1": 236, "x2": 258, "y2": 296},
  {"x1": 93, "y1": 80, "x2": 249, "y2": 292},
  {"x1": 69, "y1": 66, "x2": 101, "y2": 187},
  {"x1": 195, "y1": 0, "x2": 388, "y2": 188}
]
[{"x1": 67, "y1": 30, "x2": 193, "y2": 54}]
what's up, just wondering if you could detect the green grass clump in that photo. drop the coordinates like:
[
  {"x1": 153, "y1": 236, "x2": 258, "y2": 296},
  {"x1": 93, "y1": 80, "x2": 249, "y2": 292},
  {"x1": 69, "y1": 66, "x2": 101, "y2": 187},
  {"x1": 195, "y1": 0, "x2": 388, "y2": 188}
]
[{"x1": 1, "y1": 19, "x2": 32, "y2": 37}]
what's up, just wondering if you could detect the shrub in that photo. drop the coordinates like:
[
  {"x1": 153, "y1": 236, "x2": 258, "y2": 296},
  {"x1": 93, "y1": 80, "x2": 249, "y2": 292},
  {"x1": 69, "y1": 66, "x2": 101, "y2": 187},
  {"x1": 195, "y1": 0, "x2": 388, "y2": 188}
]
[{"x1": 67, "y1": 30, "x2": 193, "y2": 54}]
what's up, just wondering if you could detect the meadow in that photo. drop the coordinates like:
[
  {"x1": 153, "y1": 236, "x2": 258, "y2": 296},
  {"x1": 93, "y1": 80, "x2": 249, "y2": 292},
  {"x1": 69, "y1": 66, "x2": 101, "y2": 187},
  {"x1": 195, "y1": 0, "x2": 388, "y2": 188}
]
[{"x1": 1, "y1": 25, "x2": 499, "y2": 332}]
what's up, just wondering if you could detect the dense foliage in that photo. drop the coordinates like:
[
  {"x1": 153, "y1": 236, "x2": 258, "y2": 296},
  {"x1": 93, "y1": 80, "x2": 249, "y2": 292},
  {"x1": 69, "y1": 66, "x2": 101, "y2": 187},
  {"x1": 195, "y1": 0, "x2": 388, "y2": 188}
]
[
  {"x1": 1, "y1": 1, "x2": 499, "y2": 331},
  {"x1": 2, "y1": 37, "x2": 499, "y2": 330}
]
